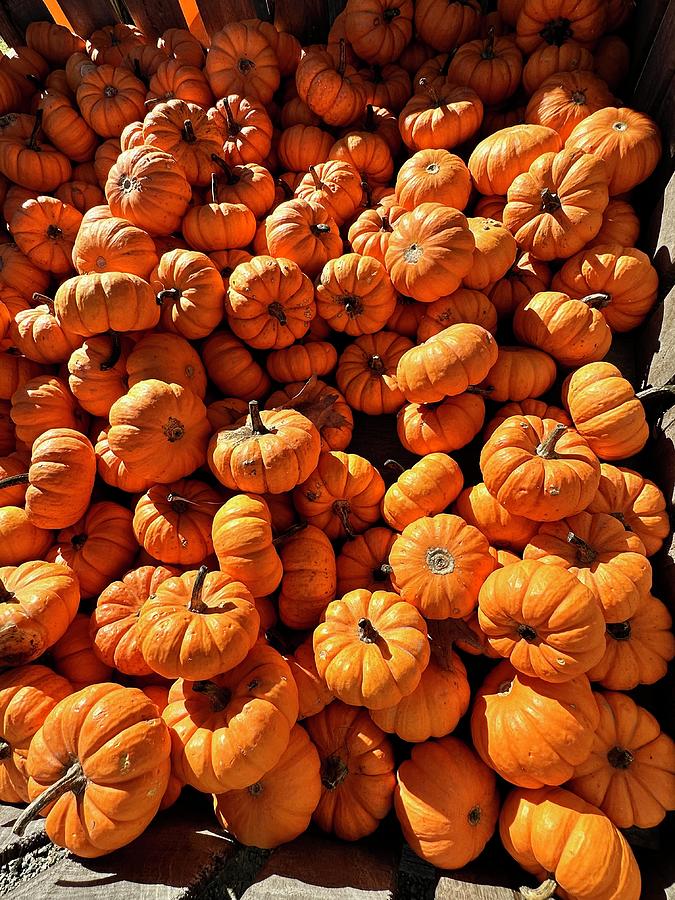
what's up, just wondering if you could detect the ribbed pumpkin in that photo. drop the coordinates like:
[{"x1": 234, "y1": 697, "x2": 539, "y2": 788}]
[
  {"x1": 382, "y1": 454, "x2": 464, "y2": 532},
  {"x1": 212, "y1": 493, "x2": 283, "y2": 598},
  {"x1": 335, "y1": 526, "x2": 396, "y2": 595},
  {"x1": 277, "y1": 524, "x2": 336, "y2": 631}
]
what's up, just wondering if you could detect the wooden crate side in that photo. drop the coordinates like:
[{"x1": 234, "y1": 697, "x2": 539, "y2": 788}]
[
  {"x1": 53, "y1": 0, "x2": 120, "y2": 36},
  {"x1": 124, "y1": 0, "x2": 187, "y2": 37},
  {"x1": 0, "y1": 0, "x2": 51, "y2": 46}
]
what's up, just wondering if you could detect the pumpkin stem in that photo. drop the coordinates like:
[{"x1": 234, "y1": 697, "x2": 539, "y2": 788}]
[
  {"x1": 0, "y1": 473, "x2": 29, "y2": 489},
  {"x1": 536, "y1": 423, "x2": 567, "y2": 459},
  {"x1": 482, "y1": 27, "x2": 496, "y2": 59},
  {"x1": 383, "y1": 458, "x2": 405, "y2": 477},
  {"x1": 337, "y1": 38, "x2": 347, "y2": 77},
  {"x1": 358, "y1": 617, "x2": 380, "y2": 643},
  {"x1": 188, "y1": 565, "x2": 209, "y2": 613},
  {"x1": 321, "y1": 754, "x2": 349, "y2": 790},
  {"x1": 221, "y1": 98, "x2": 239, "y2": 135},
  {"x1": 539, "y1": 16, "x2": 573, "y2": 46},
  {"x1": 383, "y1": 5, "x2": 400, "y2": 22},
  {"x1": 27, "y1": 108, "x2": 42, "y2": 151},
  {"x1": 310, "y1": 223, "x2": 331, "y2": 236},
  {"x1": 248, "y1": 781, "x2": 264, "y2": 796},
  {"x1": 517, "y1": 623, "x2": 537, "y2": 643},
  {"x1": 100, "y1": 330, "x2": 121, "y2": 371},
  {"x1": 607, "y1": 746, "x2": 634, "y2": 769},
  {"x1": 380, "y1": 214, "x2": 391, "y2": 232},
  {"x1": 607, "y1": 620, "x2": 631, "y2": 641},
  {"x1": 332, "y1": 499, "x2": 356, "y2": 539},
  {"x1": 0, "y1": 739, "x2": 10, "y2": 759},
  {"x1": 360, "y1": 178, "x2": 372, "y2": 209},
  {"x1": 32, "y1": 291, "x2": 54, "y2": 312},
  {"x1": 210, "y1": 153, "x2": 238, "y2": 185},
  {"x1": 156, "y1": 286, "x2": 181, "y2": 307},
  {"x1": 182, "y1": 118, "x2": 196, "y2": 143},
  {"x1": 372, "y1": 562, "x2": 393, "y2": 582},
  {"x1": 365, "y1": 103, "x2": 375, "y2": 131},
  {"x1": 166, "y1": 492, "x2": 190, "y2": 514},
  {"x1": 519, "y1": 878, "x2": 558, "y2": 900},
  {"x1": 368, "y1": 354, "x2": 385, "y2": 375},
  {"x1": 467, "y1": 805, "x2": 482, "y2": 825},
  {"x1": 466, "y1": 385, "x2": 494, "y2": 397},
  {"x1": 192, "y1": 679, "x2": 231, "y2": 711},
  {"x1": 267, "y1": 301, "x2": 288, "y2": 325},
  {"x1": 540, "y1": 187, "x2": 562, "y2": 213},
  {"x1": 276, "y1": 177, "x2": 294, "y2": 200},
  {"x1": 210, "y1": 172, "x2": 218, "y2": 204},
  {"x1": 426, "y1": 547, "x2": 455, "y2": 575},
  {"x1": 248, "y1": 399, "x2": 272, "y2": 436},
  {"x1": 264, "y1": 626, "x2": 293, "y2": 655},
  {"x1": 419, "y1": 77, "x2": 440, "y2": 107},
  {"x1": 308, "y1": 165, "x2": 323, "y2": 190},
  {"x1": 580, "y1": 292, "x2": 611, "y2": 309},
  {"x1": 566, "y1": 531, "x2": 597, "y2": 565},
  {"x1": 272, "y1": 521, "x2": 308, "y2": 545},
  {"x1": 440, "y1": 49, "x2": 455, "y2": 76},
  {"x1": 610, "y1": 510, "x2": 632, "y2": 530},
  {"x1": 0, "y1": 580, "x2": 16, "y2": 603},
  {"x1": 13, "y1": 760, "x2": 87, "y2": 837}
]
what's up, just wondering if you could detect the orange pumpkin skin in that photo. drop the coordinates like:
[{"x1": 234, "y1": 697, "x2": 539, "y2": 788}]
[
  {"x1": 0, "y1": 561, "x2": 80, "y2": 668},
  {"x1": 46, "y1": 501, "x2": 137, "y2": 599},
  {"x1": 0, "y1": 506, "x2": 53, "y2": 567},
  {"x1": 513, "y1": 289, "x2": 612, "y2": 367},
  {"x1": 126, "y1": 333, "x2": 207, "y2": 398},
  {"x1": 551, "y1": 243, "x2": 658, "y2": 333},
  {"x1": 398, "y1": 82, "x2": 483, "y2": 152},
  {"x1": 477, "y1": 559, "x2": 606, "y2": 682},
  {"x1": 226, "y1": 255, "x2": 316, "y2": 350},
  {"x1": 295, "y1": 45, "x2": 368, "y2": 128},
  {"x1": 209, "y1": 94, "x2": 273, "y2": 166},
  {"x1": 267, "y1": 342, "x2": 337, "y2": 384},
  {"x1": 336, "y1": 526, "x2": 396, "y2": 595},
  {"x1": 50, "y1": 612, "x2": 112, "y2": 690},
  {"x1": 344, "y1": 0, "x2": 413, "y2": 65},
  {"x1": 305, "y1": 701, "x2": 395, "y2": 841},
  {"x1": 295, "y1": 160, "x2": 364, "y2": 226},
  {"x1": 448, "y1": 31, "x2": 522, "y2": 106},
  {"x1": 286, "y1": 637, "x2": 334, "y2": 720},
  {"x1": 213, "y1": 723, "x2": 322, "y2": 849},
  {"x1": 464, "y1": 216, "x2": 518, "y2": 290},
  {"x1": 395, "y1": 736, "x2": 499, "y2": 869},
  {"x1": 105, "y1": 145, "x2": 192, "y2": 237},
  {"x1": 347, "y1": 204, "x2": 406, "y2": 264},
  {"x1": 0, "y1": 241, "x2": 51, "y2": 297},
  {"x1": 561, "y1": 362, "x2": 648, "y2": 460},
  {"x1": 0, "y1": 124, "x2": 72, "y2": 193},
  {"x1": 522, "y1": 41, "x2": 595, "y2": 94},
  {"x1": 468, "y1": 124, "x2": 562, "y2": 196},
  {"x1": 503, "y1": 148, "x2": 609, "y2": 261},
  {"x1": 525, "y1": 70, "x2": 615, "y2": 143},
  {"x1": 94, "y1": 426, "x2": 154, "y2": 494},
  {"x1": 313, "y1": 589, "x2": 430, "y2": 710},
  {"x1": 382, "y1": 453, "x2": 464, "y2": 532},
  {"x1": 26, "y1": 23, "x2": 85, "y2": 65},
  {"x1": 146, "y1": 60, "x2": 213, "y2": 111},
  {"x1": 524, "y1": 511, "x2": 651, "y2": 624},
  {"x1": 163, "y1": 641, "x2": 298, "y2": 793},
  {"x1": 182, "y1": 200, "x2": 256, "y2": 253},
  {"x1": 91, "y1": 565, "x2": 177, "y2": 677},
  {"x1": 499, "y1": 787, "x2": 641, "y2": 900},
  {"x1": 396, "y1": 324, "x2": 498, "y2": 404},
  {"x1": 76, "y1": 65, "x2": 146, "y2": 138},
  {"x1": 11, "y1": 302, "x2": 81, "y2": 365},
  {"x1": 133, "y1": 480, "x2": 220, "y2": 566},
  {"x1": 24, "y1": 683, "x2": 171, "y2": 858},
  {"x1": 206, "y1": 23, "x2": 280, "y2": 104},
  {"x1": 316, "y1": 253, "x2": 396, "y2": 337},
  {"x1": 294, "y1": 451, "x2": 385, "y2": 540},
  {"x1": 371, "y1": 648, "x2": 470, "y2": 743},
  {"x1": 202, "y1": 331, "x2": 271, "y2": 401},
  {"x1": 566, "y1": 107, "x2": 662, "y2": 196},
  {"x1": 24, "y1": 427, "x2": 96, "y2": 531},
  {"x1": 108, "y1": 380, "x2": 210, "y2": 484},
  {"x1": 384, "y1": 202, "x2": 475, "y2": 302},
  {"x1": 265, "y1": 199, "x2": 342, "y2": 279},
  {"x1": 67, "y1": 334, "x2": 130, "y2": 417},
  {"x1": 587, "y1": 594, "x2": 675, "y2": 691},
  {"x1": 568, "y1": 691, "x2": 675, "y2": 830},
  {"x1": 416, "y1": 289, "x2": 498, "y2": 342},
  {"x1": 138, "y1": 568, "x2": 259, "y2": 681},
  {"x1": 479, "y1": 345, "x2": 557, "y2": 402},
  {"x1": 72, "y1": 211, "x2": 158, "y2": 279},
  {"x1": 10, "y1": 374, "x2": 87, "y2": 447},
  {"x1": 278, "y1": 525, "x2": 336, "y2": 631},
  {"x1": 390, "y1": 514, "x2": 496, "y2": 619},
  {"x1": 54, "y1": 271, "x2": 160, "y2": 337},
  {"x1": 265, "y1": 376, "x2": 351, "y2": 450},
  {"x1": 484, "y1": 400, "x2": 572, "y2": 441},
  {"x1": 414, "y1": 0, "x2": 481, "y2": 52},
  {"x1": 277, "y1": 124, "x2": 333, "y2": 171},
  {"x1": 471, "y1": 661, "x2": 600, "y2": 788},
  {"x1": 336, "y1": 331, "x2": 411, "y2": 414},
  {"x1": 151, "y1": 249, "x2": 225, "y2": 341},
  {"x1": 395, "y1": 149, "x2": 471, "y2": 211},
  {"x1": 142, "y1": 99, "x2": 222, "y2": 188},
  {"x1": 10, "y1": 196, "x2": 81, "y2": 276},
  {"x1": 0, "y1": 664, "x2": 72, "y2": 803},
  {"x1": 397, "y1": 393, "x2": 486, "y2": 456},
  {"x1": 480, "y1": 415, "x2": 600, "y2": 522},
  {"x1": 586, "y1": 464, "x2": 669, "y2": 557},
  {"x1": 212, "y1": 494, "x2": 283, "y2": 598},
  {"x1": 454, "y1": 482, "x2": 538, "y2": 552},
  {"x1": 39, "y1": 90, "x2": 99, "y2": 164},
  {"x1": 488, "y1": 251, "x2": 552, "y2": 320},
  {"x1": 515, "y1": 0, "x2": 606, "y2": 53}
]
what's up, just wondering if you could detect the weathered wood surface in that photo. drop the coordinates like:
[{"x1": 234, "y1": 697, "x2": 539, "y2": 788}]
[{"x1": 53, "y1": 0, "x2": 118, "y2": 36}]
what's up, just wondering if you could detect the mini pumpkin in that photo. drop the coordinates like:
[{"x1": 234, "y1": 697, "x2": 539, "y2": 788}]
[
  {"x1": 335, "y1": 526, "x2": 396, "y2": 595},
  {"x1": 382, "y1": 453, "x2": 464, "y2": 532},
  {"x1": 265, "y1": 199, "x2": 342, "y2": 279},
  {"x1": 212, "y1": 493, "x2": 283, "y2": 598}
]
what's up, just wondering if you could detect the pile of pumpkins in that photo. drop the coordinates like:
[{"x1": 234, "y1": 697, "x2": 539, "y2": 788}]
[{"x1": 0, "y1": 2, "x2": 673, "y2": 897}]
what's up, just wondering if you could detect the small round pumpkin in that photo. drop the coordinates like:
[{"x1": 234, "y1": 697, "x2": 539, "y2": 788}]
[
  {"x1": 382, "y1": 453, "x2": 464, "y2": 532},
  {"x1": 212, "y1": 493, "x2": 283, "y2": 598}
]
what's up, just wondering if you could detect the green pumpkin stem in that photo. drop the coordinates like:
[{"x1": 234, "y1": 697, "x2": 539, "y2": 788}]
[{"x1": 13, "y1": 760, "x2": 86, "y2": 836}]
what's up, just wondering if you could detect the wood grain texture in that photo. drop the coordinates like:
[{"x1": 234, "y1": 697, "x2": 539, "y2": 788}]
[
  {"x1": 274, "y1": 0, "x2": 345, "y2": 43},
  {"x1": 196, "y1": 0, "x2": 256, "y2": 35},
  {"x1": 0, "y1": 0, "x2": 50, "y2": 45},
  {"x1": 51, "y1": 0, "x2": 118, "y2": 36},
  {"x1": 125, "y1": 0, "x2": 187, "y2": 37}
]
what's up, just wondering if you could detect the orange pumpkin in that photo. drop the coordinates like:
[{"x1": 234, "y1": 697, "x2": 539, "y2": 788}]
[
  {"x1": 72, "y1": 210, "x2": 158, "y2": 279},
  {"x1": 10, "y1": 195, "x2": 81, "y2": 276},
  {"x1": 454, "y1": 482, "x2": 539, "y2": 551},
  {"x1": 265, "y1": 198, "x2": 342, "y2": 278},
  {"x1": 126, "y1": 333, "x2": 207, "y2": 398},
  {"x1": 525, "y1": 70, "x2": 615, "y2": 142},
  {"x1": 448, "y1": 29, "x2": 523, "y2": 106},
  {"x1": 0, "y1": 506, "x2": 53, "y2": 567},
  {"x1": 10, "y1": 374, "x2": 88, "y2": 446},
  {"x1": 202, "y1": 331, "x2": 271, "y2": 401},
  {"x1": 468, "y1": 123, "x2": 562, "y2": 196},
  {"x1": 76, "y1": 64, "x2": 146, "y2": 138},
  {"x1": 151, "y1": 248, "x2": 224, "y2": 340},
  {"x1": 54, "y1": 271, "x2": 160, "y2": 337},
  {"x1": 316, "y1": 253, "x2": 396, "y2": 336},
  {"x1": 295, "y1": 42, "x2": 368, "y2": 127},
  {"x1": 212, "y1": 493, "x2": 283, "y2": 598},
  {"x1": 382, "y1": 453, "x2": 464, "y2": 531},
  {"x1": 295, "y1": 160, "x2": 364, "y2": 226},
  {"x1": 399, "y1": 80, "x2": 483, "y2": 151},
  {"x1": 479, "y1": 345, "x2": 557, "y2": 402},
  {"x1": 50, "y1": 612, "x2": 112, "y2": 690},
  {"x1": 267, "y1": 342, "x2": 338, "y2": 384},
  {"x1": 347, "y1": 204, "x2": 406, "y2": 264},
  {"x1": 397, "y1": 392, "x2": 486, "y2": 455},
  {"x1": 416, "y1": 288, "x2": 497, "y2": 341},
  {"x1": 336, "y1": 331, "x2": 412, "y2": 414},
  {"x1": 205, "y1": 23, "x2": 280, "y2": 104},
  {"x1": 142, "y1": 99, "x2": 222, "y2": 187},
  {"x1": 335, "y1": 526, "x2": 396, "y2": 595},
  {"x1": 464, "y1": 216, "x2": 517, "y2": 290},
  {"x1": 67, "y1": 334, "x2": 130, "y2": 417},
  {"x1": 483, "y1": 400, "x2": 572, "y2": 441},
  {"x1": 208, "y1": 94, "x2": 273, "y2": 165}
]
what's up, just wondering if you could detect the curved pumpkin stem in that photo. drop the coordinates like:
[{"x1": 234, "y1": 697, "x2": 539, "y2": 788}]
[
  {"x1": 466, "y1": 385, "x2": 494, "y2": 397},
  {"x1": 418, "y1": 77, "x2": 440, "y2": 107},
  {"x1": 276, "y1": 177, "x2": 294, "y2": 201},
  {"x1": 32, "y1": 291, "x2": 54, "y2": 312},
  {"x1": 337, "y1": 38, "x2": 347, "y2": 77},
  {"x1": 383, "y1": 459, "x2": 405, "y2": 477},
  {"x1": 272, "y1": 521, "x2": 308, "y2": 546},
  {"x1": 13, "y1": 761, "x2": 87, "y2": 836},
  {"x1": 210, "y1": 172, "x2": 218, "y2": 204},
  {"x1": 361, "y1": 178, "x2": 372, "y2": 209},
  {"x1": 100, "y1": 330, "x2": 121, "y2": 371},
  {"x1": 536, "y1": 423, "x2": 567, "y2": 459},
  {"x1": 580, "y1": 292, "x2": 611, "y2": 309},
  {"x1": 156, "y1": 286, "x2": 181, "y2": 307},
  {"x1": 519, "y1": 878, "x2": 558, "y2": 900},
  {"x1": 182, "y1": 118, "x2": 197, "y2": 144},
  {"x1": 210, "y1": 153, "x2": 238, "y2": 185},
  {"x1": 0, "y1": 472, "x2": 30, "y2": 493},
  {"x1": 332, "y1": 499, "x2": 356, "y2": 539},
  {"x1": 308, "y1": 165, "x2": 323, "y2": 190},
  {"x1": 188, "y1": 565, "x2": 209, "y2": 613},
  {"x1": 221, "y1": 97, "x2": 240, "y2": 135},
  {"x1": 27, "y1": 108, "x2": 43, "y2": 151},
  {"x1": 192, "y1": 679, "x2": 231, "y2": 711},
  {"x1": 482, "y1": 26, "x2": 496, "y2": 59},
  {"x1": 248, "y1": 400, "x2": 272, "y2": 436},
  {"x1": 566, "y1": 531, "x2": 598, "y2": 565}
]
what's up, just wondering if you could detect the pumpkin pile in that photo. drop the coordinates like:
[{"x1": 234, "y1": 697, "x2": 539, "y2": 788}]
[{"x1": 0, "y1": 3, "x2": 672, "y2": 897}]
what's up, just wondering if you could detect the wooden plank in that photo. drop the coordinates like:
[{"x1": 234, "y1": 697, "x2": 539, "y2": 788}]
[
  {"x1": 54, "y1": 0, "x2": 119, "y2": 36},
  {"x1": 196, "y1": 0, "x2": 256, "y2": 36},
  {"x1": 0, "y1": 0, "x2": 50, "y2": 46},
  {"x1": 124, "y1": 0, "x2": 187, "y2": 38},
  {"x1": 632, "y1": 1, "x2": 675, "y2": 144},
  {"x1": 177, "y1": 0, "x2": 210, "y2": 46},
  {"x1": 275, "y1": 0, "x2": 345, "y2": 43},
  {"x1": 630, "y1": 0, "x2": 672, "y2": 89}
]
